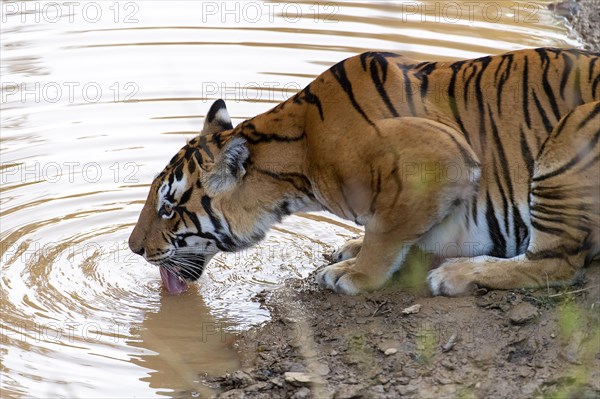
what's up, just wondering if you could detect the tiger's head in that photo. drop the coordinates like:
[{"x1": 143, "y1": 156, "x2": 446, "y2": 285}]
[{"x1": 128, "y1": 99, "x2": 281, "y2": 294}]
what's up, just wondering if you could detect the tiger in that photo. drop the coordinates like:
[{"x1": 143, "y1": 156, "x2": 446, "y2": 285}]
[{"x1": 129, "y1": 47, "x2": 600, "y2": 296}]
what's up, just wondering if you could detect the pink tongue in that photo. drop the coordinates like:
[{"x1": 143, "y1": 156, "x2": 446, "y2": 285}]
[{"x1": 159, "y1": 266, "x2": 189, "y2": 295}]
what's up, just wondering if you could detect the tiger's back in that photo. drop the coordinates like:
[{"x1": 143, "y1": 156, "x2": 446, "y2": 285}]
[{"x1": 303, "y1": 48, "x2": 599, "y2": 259}]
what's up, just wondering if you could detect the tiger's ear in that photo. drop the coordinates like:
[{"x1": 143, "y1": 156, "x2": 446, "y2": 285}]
[
  {"x1": 201, "y1": 136, "x2": 249, "y2": 196},
  {"x1": 201, "y1": 99, "x2": 233, "y2": 136}
]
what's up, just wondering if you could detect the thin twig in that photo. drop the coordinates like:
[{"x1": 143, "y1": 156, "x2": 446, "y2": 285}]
[
  {"x1": 548, "y1": 284, "x2": 600, "y2": 298},
  {"x1": 372, "y1": 300, "x2": 388, "y2": 317}
]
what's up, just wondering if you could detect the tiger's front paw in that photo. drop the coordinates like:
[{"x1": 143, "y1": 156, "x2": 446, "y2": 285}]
[
  {"x1": 316, "y1": 259, "x2": 379, "y2": 295},
  {"x1": 427, "y1": 261, "x2": 479, "y2": 296}
]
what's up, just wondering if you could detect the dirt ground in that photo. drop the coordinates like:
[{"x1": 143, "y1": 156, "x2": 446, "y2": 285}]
[
  {"x1": 196, "y1": 4, "x2": 600, "y2": 398},
  {"x1": 202, "y1": 260, "x2": 599, "y2": 399}
]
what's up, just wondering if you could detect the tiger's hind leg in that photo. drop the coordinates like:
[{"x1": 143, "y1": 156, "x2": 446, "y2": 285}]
[{"x1": 429, "y1": 101, "x2": 600, "y2": 296}]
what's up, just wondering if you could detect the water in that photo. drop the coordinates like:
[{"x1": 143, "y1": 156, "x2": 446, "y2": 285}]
[{"x1": 0, "y1": 1, "x2": 579, "y2": 397}]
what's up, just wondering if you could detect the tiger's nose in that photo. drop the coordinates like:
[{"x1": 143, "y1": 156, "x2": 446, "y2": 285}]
[{"x1": 128, "y1": 237, "x2": 145, "y2": 256}]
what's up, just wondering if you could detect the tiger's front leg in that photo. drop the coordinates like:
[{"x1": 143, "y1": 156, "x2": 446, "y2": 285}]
[
  {"x1": 317, "y1": 230, "x2": 414, "y2": 294},
  {"x1": 315, "y1": 117, "x2": 481, "y2": 294}
]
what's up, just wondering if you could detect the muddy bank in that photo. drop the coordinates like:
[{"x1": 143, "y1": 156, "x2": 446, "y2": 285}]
[
  {"x1": 204, "y1": 264, "x2": 600, "y2": 399},
  {"x1": 552, "y1": 0, "x2": 600, "y2": 52}
]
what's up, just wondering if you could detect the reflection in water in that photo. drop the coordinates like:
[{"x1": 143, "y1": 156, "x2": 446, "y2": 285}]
[
  {"x1": 1, "y1": 0, "x2": 579, "y2": 397},
  {"x1": 129, "y1": 288, "x2": 240, "y2": 398}
]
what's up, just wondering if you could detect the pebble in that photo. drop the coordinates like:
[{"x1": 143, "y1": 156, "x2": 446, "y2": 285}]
[
  {"x1": 397, "y1": 384, "x2": 418, "y2": 396},
  {"x1": 311, "y1": 363, "x2": 331, "y2": 376},
  {"x1": 334, "y1": 384, "x2": 364, "y2": 399},
  {"x1": 508, "y1": 302, "x2": 538, "y2": 325},
  {"x1": 218, "y1": 389, "x2": 246, "y2": 399},
  {"x1": 401, "y1": 304, "x2": 422, "y2": 315},
  {"x1": 245, "y1": 382, "x2": 269, "y2": 392},
  {"x1": 292, "y1": 387, "x2": 311, "y2": 399},
  {"x1": 230, "y1": 370, "x2": 255, "y2": 387},
  {"x1": 384, "y1": 348, "x2": 398, "y2": 356},
  {"x1": 284, "y1": 372, "x2": 314, "y2": 387}
]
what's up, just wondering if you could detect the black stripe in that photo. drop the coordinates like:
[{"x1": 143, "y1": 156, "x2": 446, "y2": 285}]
[
  {"x1": 178, "y1": 187, "x2": 193, "y2": 206},
  {"x1": 294, "y1": 84, "x2": 324, "y2": 121},
  {"x1": 414, "y1": 62, "x2": 437, "y2": 100},
  {"x1": 492, "y1": 161, "x2": 510, "y2": 234},
  {"x1": 485, "y1": 193, "x2": 506, "y2": 257},
  {"x1": 531, "y1": 90, "x2": 553, "y2": 133},
  {"x1": 522, "y1": 56, "x2": 531, "y2": 129},
  {"x1": 519, "y1": 127, "x2": 534, "y2": 178},
  {"x1": 534, "y1": 129, "x2": 600, "y2": 181},
  {"x1": 239, "y1": 121, "x2": 306, "y2": 144},
  {"x1": 201, "y1": 195, "x2": 223, "y2": 231},
  {"x1": 368, "y1": 55, "x2": 399, "y2": 117},
  {"x1": 590, "y1": 57, "x2": 598, "y2": 83},
  {"x1": 401, "y1": 67, "x2": 414, "y2": 116},
  {"x1": 330, "y1": 60, "x2": 380, "y2": 134},
  {"x1": 198, "y1": 137, "x2": 214, "y2": 161},
  {"x1": 526, "y1": 249, "x2": 565, "y2": 260},
  {"x1": 530, "y1": 220, "x2": 568, "y2": 239},
  {"x1": 535, "y1": 48, "x2": 562, "y2": 121},
  {"x1": 577, "y1": 102, "x2": 600, "y2": 130},
  {"x1": 462, "y1": 64, "x2": 478, "y2": 105},
  {"x1": 253, "y1": 168, "x2": 314, "y2": 199},
  {"x1": 474, "y1": 58, "x2": 492, "y2": 148},
  {"x1": 559, "y1": 52, "x2": 573, "y2": 99},
  {"x1": 495, "y1": 54, "x2": 514, "y2": 115},
  {"x1": 552, "y1": 109, "x2": 575, "y2": 138},
  {"x1": 448, "y1": 60, "x2": 471, "y2": 145},
  {"x1": 512, "y1": 205, "x2": 529, "y2": 251},
  {"x1": 488, "y1": 107, "x2": 511, "y2": 193}
]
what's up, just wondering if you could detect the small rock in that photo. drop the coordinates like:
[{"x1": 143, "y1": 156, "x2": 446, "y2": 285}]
[
  {"x1": 230, "y1": 370, "x2": 255, "y2": 388},
  {"x1": 218, "y1": 389, "x2": 246, "y2": 399},
  {"x1": 435, "y1": 376, "x2": 453, "y2": 385},
  {"x1": 371, "y1": 385, "x2": 385, "y2": 393},
  {"x1": 311, "y1": 363, "x2": 330, "y2": 376},
  {"x1": 377, "y1": 339, "x2": 401, "y2": 353},
  {"x1": 508, "y1": 302, "x2": 538, "y2": 325},
  {"x1": 270, "y1": 377, "x2": 284, "y2": 387},
  {"x1": 334, "y1": 384, "x2": 364, "y2": 399},
  {"x1": 245, "y1": 382, "x2": 269, "y2": 392},
  {"x1": 401, "y1": 304, "x2": 422, "y2": 315},
  {"x1": 384, "y1": 348, "x2": 398, "y2": 356},
  {"x1": 288, "y1": 362, "x2": 305, "y2": 372},
  {"x1": 441, "y1": 359, "x2": 455, "y2": 370},
  {"x1": 442, "y1": 334, "x2": 458, "y2": 352},
  {"x1": 397, "y1": 384, "x2": 418, "y2": 396},
  {"x1": 403, "y1": 368, "x2": 418, "y2": 379},
  {"x1": 284, "y1": 372, "x2": 314, "y2": 387},
  {"x1": 377, "y1": 375, "x2": 390, "y2": 385},
  {"x1": 292, "y1": 387, "x2": 311, "y2": 399}
]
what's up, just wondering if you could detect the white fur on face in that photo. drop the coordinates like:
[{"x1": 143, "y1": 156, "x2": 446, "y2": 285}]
[{"x1": 157, "y1": 175, "x2": 187, "y2": 211}]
